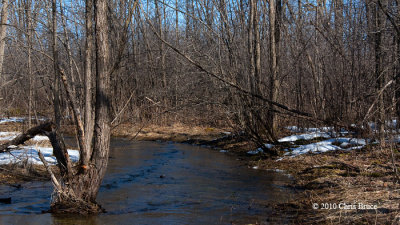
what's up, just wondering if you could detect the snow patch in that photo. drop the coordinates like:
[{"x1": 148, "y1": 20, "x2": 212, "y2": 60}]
[
  {"x1": 0, "y1": 117, "x2": 48, "y2": 124},
  {"x1": 278, "y1": 132, "x2": 331, "y2": 142},
  {"x1": 32, "y1": 135, "x2": 49, "y2": 141},
  {"x1": 0, "y1": 117, "x2": 25, "y2": 124},
  {"x1": 0, "y1": 132, "x2": 18, "y2": 141},
  {"x1": 247, "y1": 148, "x2": 263, "y2": 155},
  {"x1": 285, "y1": 126, "x2": 334, "y2": 133},
  {"x1": 285, "y1": 138, "x2": 367, "y2": 157},
  {"x1": 264, "y1": 143, "x2": 274, "y2": 148},
  {"x1": 0, "y1": 146, "x2": 79, "y2": 165},
  {"x1": 0, "y1": 132, "x2": 49, "y2": 142}
]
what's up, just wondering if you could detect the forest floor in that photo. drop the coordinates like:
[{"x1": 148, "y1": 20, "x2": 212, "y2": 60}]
[{"x1": 0, "y1": 122, "x2": 399, "y2": 224}]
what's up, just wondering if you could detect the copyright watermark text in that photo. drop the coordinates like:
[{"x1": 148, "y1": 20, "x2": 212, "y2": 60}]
[{"x1": 312, "y1": 202, "x2": 378, "y2": 210}]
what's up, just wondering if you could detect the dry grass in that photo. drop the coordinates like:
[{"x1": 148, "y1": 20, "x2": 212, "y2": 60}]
[
  {"x1": 112, "y1": 122, "x2": 230, "y2": 142},
  {"x1": 254, "y1": 147, "x2": 400, "y2": 224},
  {"x1": 0, "y1": 164, "x2": 49, "y2": 184}
]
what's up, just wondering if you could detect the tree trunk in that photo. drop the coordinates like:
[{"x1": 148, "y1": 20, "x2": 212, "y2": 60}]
[
  {"x1": 52, "y1": 0, "x2": 61, "y2": 128},
  {"x1": 373, "y1": 0, "x2": 385, "y2": 146},
  {"x1": 267, "y1": 0, "x2": 281, "y2": 138},
  {"x1": 253, "y1": 0, "x2": 261, "y2": 96},
  {"x1": 84, "y1": 0, "x2": 94, "y2": 166},
  {"x1": 0, "y1": 0, "x2": 9, "y2": 81},
  {"x1": 248, "y1": 0, "x2": 255, "y2": 92},
  {"x1": 48, "y1": 0, "x2": 111, "y2": 214},
  {"x1": 26, "y1": 0, "x2": 33, "y2": 127}
]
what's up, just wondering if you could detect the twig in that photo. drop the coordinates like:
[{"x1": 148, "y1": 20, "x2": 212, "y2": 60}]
[
  {"x1": 129, "y1": 123, "x2": 146, "y2": 141},
  {"x1": 111, "y1": 91, "x2": 135, "y2": 125}
]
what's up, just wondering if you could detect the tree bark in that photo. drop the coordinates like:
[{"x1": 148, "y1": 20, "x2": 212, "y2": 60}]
[
  {"x1": 369, "y1": 0, "x2": 385, "y2": 145},
  {"x1": 267, "y1": 0, "x2": 281, "y2": 138},
  {"x1": 52, "y1": 0, "x2": 61, "y2": 129},
  {"x1": 0, "y1": 0, "x2": 9, "y2": 81},
  {"x1": 84, "y1": 0, "x2": 94, "y2": 166},
  {"x1": 48, "y1": 0, "x2": 112, "y2": 214},
  {"x1": 26, "y1": 0, "x2": 33, "y2": 128},
  {"x1": 89, "y1": 0, "x2": 111, "y2": 200}
]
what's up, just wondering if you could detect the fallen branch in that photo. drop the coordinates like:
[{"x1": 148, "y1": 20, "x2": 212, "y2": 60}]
[
  {"x1": 0, "y1": 122, "x2": 72, "y2": 178},
  {"x1": 38, "y1": 150, "x2": 62, "y2": 191},
  {"x1": 0, "y1": 122, "x2": 52, "y2": 153}
]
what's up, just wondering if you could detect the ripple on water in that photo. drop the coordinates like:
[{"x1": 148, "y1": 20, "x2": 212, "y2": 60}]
[{"x1": 0, "y1": 139, "x2": 294, "y2": 224}]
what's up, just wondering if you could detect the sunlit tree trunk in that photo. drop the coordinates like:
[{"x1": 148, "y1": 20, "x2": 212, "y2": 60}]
[
  {"x1": 84, "y1": 0, "x2": 94, "y2": 165},
  {"x1": 0, "y1": 0, "x2": 9, "y2": 81},
  {"x1": 52, "y1": 0, "x2": 61, "y2": 128},
  {"x1": 25, "y1": 0, "x2": 33, "y2": 127}
]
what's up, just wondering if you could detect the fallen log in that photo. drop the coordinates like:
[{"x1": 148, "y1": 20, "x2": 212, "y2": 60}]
[
  {"x1": 0, "y1": 122, "x2": 72, "y2": 177},
  {"x1": 0, "y1": 122, "x2": 52, "y2": 153}
]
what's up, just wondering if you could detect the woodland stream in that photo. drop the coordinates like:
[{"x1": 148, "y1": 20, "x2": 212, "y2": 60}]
[{"x1": 0, "y1": 139, "x2": 293, "y2": 224}]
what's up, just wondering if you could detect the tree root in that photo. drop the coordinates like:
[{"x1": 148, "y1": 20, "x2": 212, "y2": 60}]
[{"x1": 49, "y1": 190, "x2": 104, "y2": 214}]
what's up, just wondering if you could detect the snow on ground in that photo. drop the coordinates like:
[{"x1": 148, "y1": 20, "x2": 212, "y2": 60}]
[
  {"x1": 248, "y1": 125, "x2": 370, "y2": 158},
  {"x1": 0, "y1": 132, "x2": 19, "y2": 141},
  {"x1": 285, "y1": 126, "x2": 334, "y2": 133},
  {"x1": 0, "y1": 146, "x2": 79, "y2": 165},
  {"x1": 247, "y1": 148, "x2": 264, "y2": 155},
  {"x1": 32, "y1": 135, "x2": 49, "y2": 141},
  {"x1": 0, "y1": 130, "x2": 76, "y2": 165},
  {"x1": 0, "y1": 132, "x2": 19, "y2": 136},
  {"x1": 0, "y1": 117, "x2": 25, "y2": 124},
  {"x1": 0, "y1": 116, "x2": 48, "y2": 124},
  {"x1": 0, "y1": 131, "x2": 49, "y2": 142},
  {"x1": 278, "y1": 132, "x2": 331, "y2": 142},
  {"x1": 247, "y1": 143, "x2": 274, "y2": 155},
  {"x1": 285, "y1": 138, "x2": 367, "y2": 156}
]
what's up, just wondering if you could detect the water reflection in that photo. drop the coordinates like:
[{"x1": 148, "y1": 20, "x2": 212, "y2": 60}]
[{"x1": 52, "y1": 215, "x2": 97, "y2": 225}]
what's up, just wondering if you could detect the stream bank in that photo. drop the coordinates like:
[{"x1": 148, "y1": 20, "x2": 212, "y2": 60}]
[
  {"x1": 0, "y1": 122, "x2": 399, "y2": 223},
  {"x1": 115, "y1": 124, "x2": 400, "y2": 224}
]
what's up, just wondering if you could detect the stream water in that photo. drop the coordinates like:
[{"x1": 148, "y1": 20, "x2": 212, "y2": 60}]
[{"x1": 0, "y1": 139, "x2": 293, "y2": 224}]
